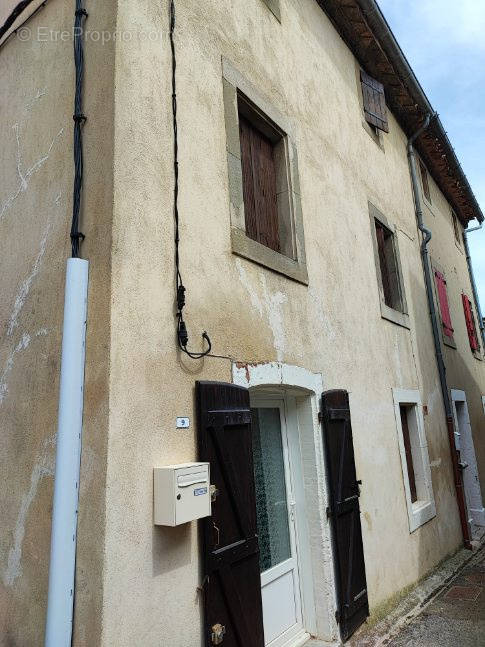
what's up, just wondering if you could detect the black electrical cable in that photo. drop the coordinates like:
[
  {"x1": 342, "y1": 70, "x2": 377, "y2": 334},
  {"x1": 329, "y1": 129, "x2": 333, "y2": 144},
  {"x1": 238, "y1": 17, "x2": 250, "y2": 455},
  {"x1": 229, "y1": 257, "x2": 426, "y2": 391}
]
[
  {"x1": 170, "y1": 0, "x2": 212, "y2": 359},
  {"x1": 71, "y1": 0, "x2": 87, "y2": 258}
]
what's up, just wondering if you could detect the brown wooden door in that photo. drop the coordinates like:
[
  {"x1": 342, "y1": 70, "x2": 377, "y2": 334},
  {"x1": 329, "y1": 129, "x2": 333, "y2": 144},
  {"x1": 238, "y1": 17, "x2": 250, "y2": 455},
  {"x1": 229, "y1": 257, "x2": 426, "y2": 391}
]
[
  {"x1": 197, "y1": 381, "x2": 265, "y2": 647},
  {"x1": 321, "y1": 390, "x2": 369, "y2": 641}
]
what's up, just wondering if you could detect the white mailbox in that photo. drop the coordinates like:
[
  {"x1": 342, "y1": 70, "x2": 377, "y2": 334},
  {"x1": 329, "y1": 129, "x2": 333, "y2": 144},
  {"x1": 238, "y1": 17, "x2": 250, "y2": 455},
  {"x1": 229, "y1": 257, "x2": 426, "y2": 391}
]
[{"x1": 153, "y1": 462, "x2": 211, "y2": 526}]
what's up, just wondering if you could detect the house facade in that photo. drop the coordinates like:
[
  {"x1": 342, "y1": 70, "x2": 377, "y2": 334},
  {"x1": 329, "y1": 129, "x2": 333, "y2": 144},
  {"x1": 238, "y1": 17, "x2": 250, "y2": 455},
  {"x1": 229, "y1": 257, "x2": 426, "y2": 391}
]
[{"x1": 1, "y1": 1, "x2": 484, "y2": 646}]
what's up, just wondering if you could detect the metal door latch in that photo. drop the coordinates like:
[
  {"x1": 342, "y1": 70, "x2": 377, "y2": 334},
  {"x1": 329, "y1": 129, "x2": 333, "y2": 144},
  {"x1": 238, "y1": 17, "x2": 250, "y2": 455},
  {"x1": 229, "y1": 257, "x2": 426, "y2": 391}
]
[
  {"x1": 458, "y1": 461, "x2": 469, "y2": 470},
  {"x1": 211, "y1": 623, "x2": 226, "y2": 645}
]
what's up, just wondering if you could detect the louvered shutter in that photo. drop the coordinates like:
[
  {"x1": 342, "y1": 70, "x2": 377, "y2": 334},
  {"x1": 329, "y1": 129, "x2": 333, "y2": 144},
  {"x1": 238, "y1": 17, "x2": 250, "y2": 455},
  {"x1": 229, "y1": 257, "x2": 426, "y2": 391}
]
[
  {"x1": 434, "y1": 270, "x2": 454, "y2": 338},
  {"x1": 239, "y1": 117, "x2": 280, "y2": 253},
  {"x1": 321, "y1": 390, "x2": 369, "y2": 641},
  {"x1": 360, "y1": 70, "x2": 389, "y2": 133},
  {"x1": 197, "y1": 381, "x2": 265, "y2": 647},
  {"x1": 462, "y1": 294, "x2": 480, "y2": 351}
]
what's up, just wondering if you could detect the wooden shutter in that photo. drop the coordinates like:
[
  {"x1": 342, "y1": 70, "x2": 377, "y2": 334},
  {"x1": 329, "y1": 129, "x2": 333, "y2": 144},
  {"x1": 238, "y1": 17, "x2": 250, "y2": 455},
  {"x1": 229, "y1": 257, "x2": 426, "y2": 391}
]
[
  {"x1": 197, "y1": 381, "x2": 264, "y2": 647},
  {"x1": 375, "y1": 220, "x2": 394, "y2": 308},
  {"x1": 434, "y1": 270, "x2": 454, "y2": 338},
  {"x1": 239, "y1": 116, "x2": 280, "y2": 253},
  {"x1": 419, "y1": 161, "x2": 431, "y2": 203},
  {"x1": 360, "y1": 70, "x2": 389, "y2": 133},
  {"x1": 321, "y1": 390, "x2": 369, "y2": 641},
  {"x1": 462, "y1": 294, "x2": 480, "y2": 351}
]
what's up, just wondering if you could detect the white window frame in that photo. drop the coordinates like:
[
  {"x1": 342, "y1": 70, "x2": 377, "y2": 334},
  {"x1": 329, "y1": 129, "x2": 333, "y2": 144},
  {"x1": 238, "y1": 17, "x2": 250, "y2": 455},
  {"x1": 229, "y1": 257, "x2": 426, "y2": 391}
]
[{"x1": 392, "y1": 389, "x2": 436, "y2": 532}]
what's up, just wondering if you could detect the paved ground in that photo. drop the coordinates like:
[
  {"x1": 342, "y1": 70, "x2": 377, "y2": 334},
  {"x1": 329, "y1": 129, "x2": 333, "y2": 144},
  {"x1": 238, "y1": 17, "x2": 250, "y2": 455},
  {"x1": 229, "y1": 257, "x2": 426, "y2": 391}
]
[{"x1": 388, "y1": 549, "x2": 485, "y2": 646}]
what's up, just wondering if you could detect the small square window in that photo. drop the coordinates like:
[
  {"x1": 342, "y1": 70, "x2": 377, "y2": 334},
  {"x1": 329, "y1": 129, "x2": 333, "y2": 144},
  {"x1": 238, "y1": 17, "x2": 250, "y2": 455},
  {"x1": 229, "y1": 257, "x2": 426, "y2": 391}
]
[
  {"x1": 360, "y1": 69, "x2": 389, "y2": 133},
  {"x1": 393, "y1": 390, "x2": 436, "y2": 533},
  {"x1": 419, "y1": 160, "x2": 431, "y2": 204},
  {"x1": 223, "y1": 60, "x2": 307, "y2": 284},
  {"x1": 369, "y1": 203, "x2": 409, "y2": 328}
]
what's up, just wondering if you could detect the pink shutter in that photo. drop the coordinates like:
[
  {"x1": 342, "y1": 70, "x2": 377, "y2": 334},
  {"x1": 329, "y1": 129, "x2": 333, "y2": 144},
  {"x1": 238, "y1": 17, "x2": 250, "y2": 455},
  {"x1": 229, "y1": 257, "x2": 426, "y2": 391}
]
[
  {"x1": 435, "y1": 270, "x2": 454, "y2": 337},
  {"x1": 462, "y1": 294, "x2": 479, "y2": 351}
]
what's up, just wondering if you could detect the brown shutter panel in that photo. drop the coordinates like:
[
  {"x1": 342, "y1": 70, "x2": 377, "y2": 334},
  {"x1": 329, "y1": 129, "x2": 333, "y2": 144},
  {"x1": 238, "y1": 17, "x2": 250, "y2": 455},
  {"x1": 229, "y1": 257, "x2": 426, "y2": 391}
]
[
  {"x1": 239, "y1": 118, "x2": 258, "y2": 243},
  {"x1": 321, "y1": 390, "x2": 369, "y2": 641},
  {"x1": 239, "y1": 117, "x2": 280, "y2": 253},
  {"x1": 375, "y1": 221, "x2": 393, "y2": 307},
  {"x1": 197, "y1": 381, "x2": 265, "y2": 647},
  {"x1": 360, "y1": 69, "x2": 389, "y2": 133}
]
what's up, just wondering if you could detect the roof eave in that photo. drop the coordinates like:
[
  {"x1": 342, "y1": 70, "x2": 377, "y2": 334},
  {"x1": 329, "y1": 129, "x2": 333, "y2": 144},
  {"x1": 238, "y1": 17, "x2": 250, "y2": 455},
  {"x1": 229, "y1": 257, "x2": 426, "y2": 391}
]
[{"x1": 317, "y1": 0, "x2": 483, "y2": 225}]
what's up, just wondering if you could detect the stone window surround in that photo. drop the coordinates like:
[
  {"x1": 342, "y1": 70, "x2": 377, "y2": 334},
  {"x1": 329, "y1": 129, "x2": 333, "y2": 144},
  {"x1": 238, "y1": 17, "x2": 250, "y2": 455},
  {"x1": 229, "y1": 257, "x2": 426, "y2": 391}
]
[
  {"x1": 392, "y1": 388, "x2": 436, "y2": 533},
  {"x1": 368, "y1": 202, "x2": 410, "y2": 329},
  {"x1": 222, "y1": 58, "x2": 308, "y2": 285}
]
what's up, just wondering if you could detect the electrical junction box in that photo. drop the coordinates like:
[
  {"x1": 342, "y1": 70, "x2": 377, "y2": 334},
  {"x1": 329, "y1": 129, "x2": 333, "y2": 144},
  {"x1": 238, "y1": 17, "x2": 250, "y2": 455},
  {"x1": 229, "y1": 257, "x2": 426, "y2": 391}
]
[{"x1": 153, "y1": 463, "x2": 211, "y2": 526}]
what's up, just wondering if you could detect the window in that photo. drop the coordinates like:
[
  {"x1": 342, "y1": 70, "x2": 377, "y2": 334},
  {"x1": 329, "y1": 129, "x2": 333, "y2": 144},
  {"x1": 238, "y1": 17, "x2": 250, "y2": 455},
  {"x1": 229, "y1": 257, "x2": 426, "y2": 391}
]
[
  {"x1": 433, "y1": 267, "x2": 455, "y2": 346},
  {"x1": 239, "y1": 112, "x2": 281, "y2": 254},
  {"x1": 452, "y1": 211, "x2": 461, "y2": 246},
  {"x1": 375, "y1": 220, "x2": 402, "y2": 312},
  {"x1": 222, "y1": 59, "x2": 307, "y2": 284},
  {"x1": 462, "y1": 293, "x2": 480, "y2": 353},
  {"x1": 393, "y1": 389, "x2": 436, "y2": 533},
  {"x1": 419, "y1": 160, "x2": 431, "y2": 204},
  {"x1": 360, "y1": 69, "x2": 389, "y2": 133},
  {"x1": 369, "y1": 203, "x2": 409, "y2": 329}
]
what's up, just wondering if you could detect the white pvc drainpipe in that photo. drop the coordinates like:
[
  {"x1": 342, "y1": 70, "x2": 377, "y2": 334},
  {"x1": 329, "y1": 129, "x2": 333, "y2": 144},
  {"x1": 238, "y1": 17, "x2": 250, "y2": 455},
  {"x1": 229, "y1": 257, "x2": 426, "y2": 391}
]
[{"x1": 45, "y1": 258, "x2": 89, "y2": 647}]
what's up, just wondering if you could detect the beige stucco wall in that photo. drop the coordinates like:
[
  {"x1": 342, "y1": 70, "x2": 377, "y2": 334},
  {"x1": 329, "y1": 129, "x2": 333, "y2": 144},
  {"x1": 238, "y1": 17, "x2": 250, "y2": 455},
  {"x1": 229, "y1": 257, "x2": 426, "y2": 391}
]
[
  {"x1": 0, "y1": 1, "x2": 116, "y2": 645},
  {"x1": 102, "y1": 0, "x2": 480, "y2": 645}
]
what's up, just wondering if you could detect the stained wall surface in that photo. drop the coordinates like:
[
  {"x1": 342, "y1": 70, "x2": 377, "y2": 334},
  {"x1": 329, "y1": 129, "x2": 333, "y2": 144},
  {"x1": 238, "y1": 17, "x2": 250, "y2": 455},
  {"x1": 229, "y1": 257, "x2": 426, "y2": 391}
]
[{"x1": 0, "y1": 1, "x2": 116, "y2": 644}]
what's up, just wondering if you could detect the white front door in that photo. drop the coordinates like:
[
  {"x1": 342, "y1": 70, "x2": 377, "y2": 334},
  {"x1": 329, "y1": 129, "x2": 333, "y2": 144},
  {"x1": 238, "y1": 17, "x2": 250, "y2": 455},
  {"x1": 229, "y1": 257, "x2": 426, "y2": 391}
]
[
  {"x1": 251, "y1": 398, "x2": 307, "y2": 647},
  {"x1": 451, "y1": 390, "x2": 485, "y2": 539}
]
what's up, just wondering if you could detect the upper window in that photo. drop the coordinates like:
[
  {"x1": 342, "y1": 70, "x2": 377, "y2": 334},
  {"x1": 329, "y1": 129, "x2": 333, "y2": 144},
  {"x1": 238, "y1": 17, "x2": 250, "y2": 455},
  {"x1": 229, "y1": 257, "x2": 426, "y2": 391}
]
[
  {"x1": 360, "y1": 70, "x2": 389, "y2": 133},
  {"x1": 393, "y1": 389, "x2": 436, "y2": 533},
  {"x1": 434, "y1": 268, "x2": 455, "y2": 347},
  {"x1": 375, "y1": 219, "x2": 402, "y2": 312},
  {"x1": 369, "y1": 203, "x2": 409, "y2": 329},
  {"x1": 452, "y1": 211, "x2": 461, "y2": 245},
  {"x1": 238, "y1": 107, "x2": 282, "y2": 255},
  {"x1": 462, "y1": 293, "x2": 481, "y2": 354},
  {"x1": 222, "y1": 59, "x2": 307, "y2": 284},
  {"x1": 419, "y1": 160, "x2": 431, "y2": 204}
]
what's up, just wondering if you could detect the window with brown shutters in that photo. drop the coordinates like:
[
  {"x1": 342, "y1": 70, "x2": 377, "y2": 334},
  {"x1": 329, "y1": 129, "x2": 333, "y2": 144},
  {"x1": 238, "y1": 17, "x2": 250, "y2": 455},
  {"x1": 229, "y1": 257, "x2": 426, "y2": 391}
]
[
  {"x1": 419, "y1": 160, "x2": 431, "y2": 203},
  {"x1": 462, "y1": 293, "x2": 480, "y2": 352},
  {"x1": 375, "y1": 219, "x2": 403, "y2": 312},
  {"x1": 360, "y1": 69, "x2": 389, "y2": 133},
  {"x1": 239, "y1": 117, "x2": 280, "y2": 253}
]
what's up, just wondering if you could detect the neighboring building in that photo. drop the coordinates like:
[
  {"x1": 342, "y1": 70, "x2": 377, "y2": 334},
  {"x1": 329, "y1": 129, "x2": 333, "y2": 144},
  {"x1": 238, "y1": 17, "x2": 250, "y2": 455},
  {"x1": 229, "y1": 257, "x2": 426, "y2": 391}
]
[{"x1": 1, "y1": 1, "x2": 484, "y2": 646}]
